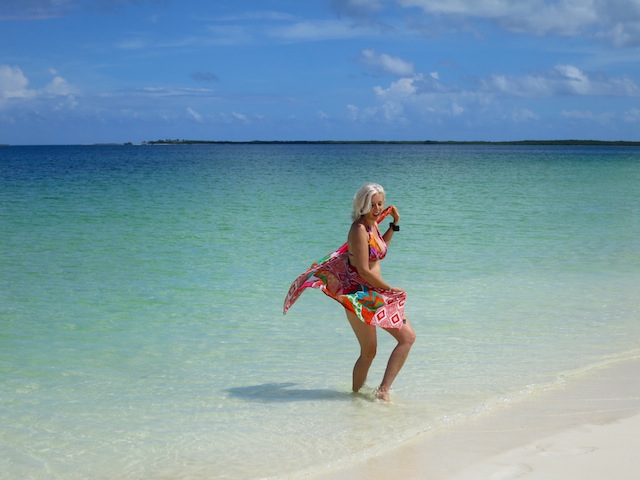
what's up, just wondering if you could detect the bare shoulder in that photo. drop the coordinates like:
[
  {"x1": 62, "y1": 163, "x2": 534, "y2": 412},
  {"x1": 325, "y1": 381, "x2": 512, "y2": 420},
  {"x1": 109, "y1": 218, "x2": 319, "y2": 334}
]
[
  {"x1": 348, "y1": 221, "x2": 368, "y2": 244},
  {"x1": 348, "y1": 221, "x2": 366, "y2": 236}
]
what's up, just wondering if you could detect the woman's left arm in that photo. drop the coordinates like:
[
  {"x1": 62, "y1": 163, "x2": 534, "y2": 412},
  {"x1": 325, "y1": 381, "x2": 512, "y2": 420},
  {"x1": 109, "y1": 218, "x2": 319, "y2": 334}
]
[{"x1": 382, "y1": 205, "x2": 400, "y2": 245}]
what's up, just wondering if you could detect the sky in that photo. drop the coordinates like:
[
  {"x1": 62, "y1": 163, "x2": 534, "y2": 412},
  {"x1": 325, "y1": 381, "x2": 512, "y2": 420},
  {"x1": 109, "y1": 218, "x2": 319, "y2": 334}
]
[{"x1": 2, "y1": 0, "x2": 640, "y2": 145}]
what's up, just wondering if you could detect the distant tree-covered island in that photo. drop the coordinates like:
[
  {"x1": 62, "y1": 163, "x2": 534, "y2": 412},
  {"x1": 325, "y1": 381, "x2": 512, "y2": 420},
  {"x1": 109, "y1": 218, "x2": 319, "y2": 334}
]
[{"x1": 142, "y1": 139, "x2": 640, "y2": 146}]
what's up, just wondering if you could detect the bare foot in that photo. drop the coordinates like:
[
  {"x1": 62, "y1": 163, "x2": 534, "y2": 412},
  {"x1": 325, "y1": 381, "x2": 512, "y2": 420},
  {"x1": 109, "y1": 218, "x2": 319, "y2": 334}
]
[{"x1": 373, "y1": 386, "x2": 390, "y2": 402}]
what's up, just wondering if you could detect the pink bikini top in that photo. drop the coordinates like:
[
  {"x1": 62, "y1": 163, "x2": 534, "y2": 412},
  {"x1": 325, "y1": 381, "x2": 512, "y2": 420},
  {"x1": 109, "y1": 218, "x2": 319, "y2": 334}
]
[{"x1": 367, "y1": 224, "x2": 387, "y2": 260}]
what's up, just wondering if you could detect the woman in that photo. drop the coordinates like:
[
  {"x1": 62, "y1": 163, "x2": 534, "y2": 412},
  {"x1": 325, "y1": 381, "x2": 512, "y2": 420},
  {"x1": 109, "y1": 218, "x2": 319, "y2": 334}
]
[{"x1": 283, "y1": 183, "x2": 416, "y2": 402}]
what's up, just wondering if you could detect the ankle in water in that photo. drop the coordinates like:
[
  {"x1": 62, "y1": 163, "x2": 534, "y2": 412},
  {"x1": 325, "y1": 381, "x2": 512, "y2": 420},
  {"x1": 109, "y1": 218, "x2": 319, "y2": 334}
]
[{"x1": 373, "y1": 386, "x2": 391, "y2": 402}]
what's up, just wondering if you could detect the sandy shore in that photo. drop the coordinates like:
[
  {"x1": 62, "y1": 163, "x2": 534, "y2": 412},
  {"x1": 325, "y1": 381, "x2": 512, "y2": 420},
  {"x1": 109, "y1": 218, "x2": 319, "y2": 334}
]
[
  {"x1": 310, "y1": 355, "x2": 640, "y2": 480},
  {"x1": 448, "y1": 414, "x2": 640, "y2": 480}
]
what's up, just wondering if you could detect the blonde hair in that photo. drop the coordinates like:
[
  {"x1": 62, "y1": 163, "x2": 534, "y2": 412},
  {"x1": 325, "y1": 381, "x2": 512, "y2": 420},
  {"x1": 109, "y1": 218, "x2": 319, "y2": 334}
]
[{"x1": 351, "y1": 183, "x2": 385, "y2": 222}]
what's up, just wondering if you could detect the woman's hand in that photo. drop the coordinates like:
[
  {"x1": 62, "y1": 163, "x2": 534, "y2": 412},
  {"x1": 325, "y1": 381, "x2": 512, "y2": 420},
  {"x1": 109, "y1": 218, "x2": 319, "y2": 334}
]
[
  {"x1": 389, "y1": 287, "x2": 404, "y2": 293},
  {"x1": 382, "y1": 205, "x2": 401, "y2": 245},
  {"x1": 389, "y1": 205, "x2": 400, "y2": 224}
]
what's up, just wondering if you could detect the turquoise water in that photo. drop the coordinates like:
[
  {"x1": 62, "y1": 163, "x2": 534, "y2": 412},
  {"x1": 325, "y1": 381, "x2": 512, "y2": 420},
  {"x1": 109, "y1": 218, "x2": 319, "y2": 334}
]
[{"x1": 1, "y1": 144, "x2": 639, "y2": 479}]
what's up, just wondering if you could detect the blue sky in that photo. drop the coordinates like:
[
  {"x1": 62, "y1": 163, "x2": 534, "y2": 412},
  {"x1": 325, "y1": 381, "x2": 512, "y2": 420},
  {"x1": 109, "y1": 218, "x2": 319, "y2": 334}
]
[{"x1": 2, "y1": 0, "x2": 640, "y2": 144}]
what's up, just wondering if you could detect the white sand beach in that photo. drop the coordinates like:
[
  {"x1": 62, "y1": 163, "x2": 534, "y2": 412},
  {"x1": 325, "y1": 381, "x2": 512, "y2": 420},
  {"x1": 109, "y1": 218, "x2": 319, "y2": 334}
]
[
  {"x1": 448, "y1": 414, "x2": 640, "y2": 480},
  {"x1": 312, "y1": 355, "x2": 640, "y2": 480}
]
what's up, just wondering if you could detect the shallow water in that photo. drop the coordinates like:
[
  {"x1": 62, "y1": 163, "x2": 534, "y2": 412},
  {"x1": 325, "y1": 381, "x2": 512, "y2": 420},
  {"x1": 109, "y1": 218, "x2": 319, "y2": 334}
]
[{"x1": 1, "y1": 144, "x2": 639, "y2": 479}]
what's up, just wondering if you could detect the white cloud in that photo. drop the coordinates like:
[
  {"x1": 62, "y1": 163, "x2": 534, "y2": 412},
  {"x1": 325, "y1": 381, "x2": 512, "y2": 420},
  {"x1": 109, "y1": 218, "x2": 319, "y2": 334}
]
[
  {"x1": 623, "y1": 107, "x2": 640, "y2": 122},
  {"x1": 597, "y1": 21, "x2": 640, "y2": 47},
  {"x1": 397, "y1": 0, "x2": 599, "y2": 35},
  {"x1": 219, "y1": 111, "x2": 250, "y2": 125},
  {"x1": 232, "y1": 111, "x2": 248, "y2": 122},
  {"x1": 398, "y1": 0, "x2": 518, "y2": 17},
  {"x1": 360, "y1": 49, "x2": 415, "y2": 76},
  {"x1": 346, "y1": 101, "x2": 408, "y2": 124},
  {"x1": 187, "y1": 107, "x2": 203, "y2": 122},
  {"x1": 482, "y1": 64, "x2": 640, "y2": 97},
  {"x1": 512, "y1": 107, "x2": 539, "y2": 122},
  {"x1": 593, "y1": 0, "x2": 640, "y2": 47},
  {"x1": 380, "y1": 101, "x2": 407, "y2": 122},
  {"x1": 554, "y1": 64, "x2": 590, "y2": 94},
  {"x1": 395, "y1": 0, "x2": 640, "y2": 47},
  {"x1": 374, "y1": 75, "x2": 420, "y2": 99},
  {"x1": 134, "y1": 87, "x2": 216, "y2": 97},
  {"x1": 451, "y1": 102, "x2": 464, "y2": 116},
  {"x1": 353, "y1": 58, "x2": 638, "y2": 130},
  {"x1": 360, "y1": 71, "x2": 492, "y2": 125},
  {"x1": 0, "y1": 65, "x2": 34, "y2": 100},
  {"x1": 44, "y1": 75, "x2": 79, "y2": 96},
  {"x1": 269, "y1": 19, "x2": 370, "y2": 41},
  {"x1": 0, "y1": 65, "x2": 79, "y2": 111},
  {"x1": 346, "y1": 104, "x2": 359, "y2": 120}
]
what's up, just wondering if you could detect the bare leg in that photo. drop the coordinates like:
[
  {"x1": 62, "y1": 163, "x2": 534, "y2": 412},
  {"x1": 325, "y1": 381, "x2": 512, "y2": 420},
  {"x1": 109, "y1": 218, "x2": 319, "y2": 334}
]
[
  {"x1": 345, "y1": 310, "x2": 377, "y2": 393},
  {"x1": 375, "y1": 320, "x2": 416, "y2": 402}
]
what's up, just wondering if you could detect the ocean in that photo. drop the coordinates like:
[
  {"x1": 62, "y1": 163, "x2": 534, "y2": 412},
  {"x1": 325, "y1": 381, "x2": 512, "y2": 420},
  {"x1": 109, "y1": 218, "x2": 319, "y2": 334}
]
[{"x1": 1, "y1": 144, "x2": 639, "y2": 479}]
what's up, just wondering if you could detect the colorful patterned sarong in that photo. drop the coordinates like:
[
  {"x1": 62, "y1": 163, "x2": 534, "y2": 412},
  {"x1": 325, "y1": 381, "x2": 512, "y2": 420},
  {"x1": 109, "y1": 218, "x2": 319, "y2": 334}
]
[{"x1": 283, "y1": 207, "x2": 406, "y2": 329}]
